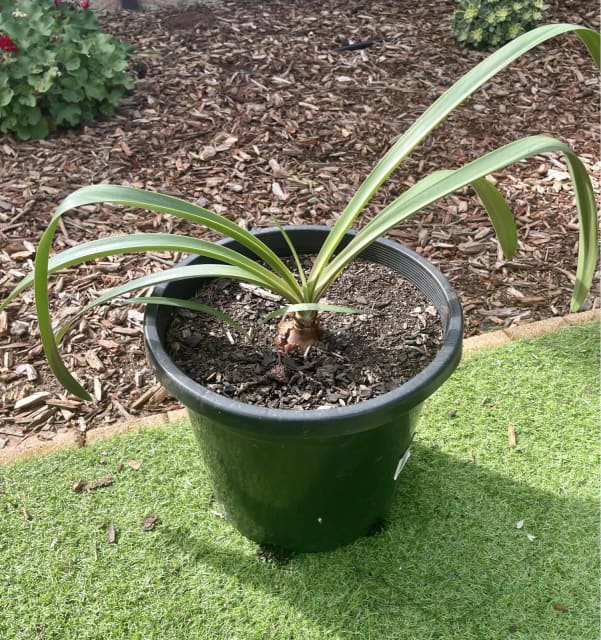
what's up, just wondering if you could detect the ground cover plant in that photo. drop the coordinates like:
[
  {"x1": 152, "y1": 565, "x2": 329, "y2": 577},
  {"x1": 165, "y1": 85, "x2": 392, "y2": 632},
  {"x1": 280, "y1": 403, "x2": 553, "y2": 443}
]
[
  {"x1": 0, "y1": 322, "x2": 598, "y2": 639},
  {"x1": 0, "y1": 0, "x2": 598, "y2": 440},
  {"x1": 0, "y1": 0, "x2": 133, "y2": 140},
  {"x1": 453, "y1": 0, "x2": 550, "y2": 49}
]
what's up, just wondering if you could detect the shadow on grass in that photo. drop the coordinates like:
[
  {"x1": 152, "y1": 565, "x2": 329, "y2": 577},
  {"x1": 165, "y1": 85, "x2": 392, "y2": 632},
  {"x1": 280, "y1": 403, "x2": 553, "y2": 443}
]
[{"x1": 162, "y1": 442, "x2": 599, "y2": 639}]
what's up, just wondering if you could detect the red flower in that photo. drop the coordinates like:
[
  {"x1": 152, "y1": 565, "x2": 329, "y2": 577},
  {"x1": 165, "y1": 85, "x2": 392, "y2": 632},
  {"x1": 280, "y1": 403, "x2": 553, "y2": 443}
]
[
  {"x1": 54, "y1": 0, "x2": 61, "y2": 6},
  {"x1": 80, "y1": 0, "x2": 90, "y2": 7},
  {"x1": 0, "y1": 34, "x2": 18, "y2": 54}
]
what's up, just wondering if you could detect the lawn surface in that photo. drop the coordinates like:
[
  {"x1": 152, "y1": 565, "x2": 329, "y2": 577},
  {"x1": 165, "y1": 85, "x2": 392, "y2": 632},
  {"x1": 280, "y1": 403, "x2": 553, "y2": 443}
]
[{"x1": 1, "y1": 323, "x2": 599, "y2": 640}]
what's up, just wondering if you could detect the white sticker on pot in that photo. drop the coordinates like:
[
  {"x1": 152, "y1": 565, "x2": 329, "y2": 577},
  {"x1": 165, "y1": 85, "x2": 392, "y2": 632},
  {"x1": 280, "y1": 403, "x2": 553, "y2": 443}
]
[{"x1": 393, "y1": 449, "x2": 411, "y2": 480}]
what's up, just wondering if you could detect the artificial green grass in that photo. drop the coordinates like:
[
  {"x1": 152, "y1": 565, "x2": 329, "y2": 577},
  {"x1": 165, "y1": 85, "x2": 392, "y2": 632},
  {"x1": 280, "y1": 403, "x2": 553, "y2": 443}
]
[{"x1": 1, "y1": 322, "x2": 599, "y2": 640}]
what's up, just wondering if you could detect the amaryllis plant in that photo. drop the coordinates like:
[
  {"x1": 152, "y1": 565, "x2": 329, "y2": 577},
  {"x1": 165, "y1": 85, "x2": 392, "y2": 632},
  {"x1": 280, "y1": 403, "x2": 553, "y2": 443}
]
[
  {"x1": 54, "y1": 1, "x2": 91, "y2": 8},
  {"x1": 1, "y1": 23, "x2": 599, "y2": 401}
]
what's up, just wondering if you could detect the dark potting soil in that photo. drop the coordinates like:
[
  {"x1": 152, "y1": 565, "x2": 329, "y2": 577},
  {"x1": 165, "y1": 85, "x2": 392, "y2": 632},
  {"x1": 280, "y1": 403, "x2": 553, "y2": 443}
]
[{"x1": 166, "y1": 259, "x2": 443, "y2": 410}]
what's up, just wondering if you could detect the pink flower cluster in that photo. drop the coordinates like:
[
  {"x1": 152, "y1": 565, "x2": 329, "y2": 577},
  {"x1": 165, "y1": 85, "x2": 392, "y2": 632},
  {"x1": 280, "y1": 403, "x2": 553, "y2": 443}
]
[
  {"x1": 54, "y1": 0, "x2": 91, "y2": 7},
  {"x1": 0, "y1": 34, "x2": 18, "y2": 53}
]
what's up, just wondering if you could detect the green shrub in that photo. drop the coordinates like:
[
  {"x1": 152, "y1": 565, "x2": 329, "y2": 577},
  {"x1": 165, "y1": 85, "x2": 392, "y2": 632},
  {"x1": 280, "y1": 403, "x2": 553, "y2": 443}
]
[
  {"x1": 0, "y1": 0, "x2": 134, "y2": 140},
  {"x1": 452, "y1": 0, "x2": 550, "y2": 49}
]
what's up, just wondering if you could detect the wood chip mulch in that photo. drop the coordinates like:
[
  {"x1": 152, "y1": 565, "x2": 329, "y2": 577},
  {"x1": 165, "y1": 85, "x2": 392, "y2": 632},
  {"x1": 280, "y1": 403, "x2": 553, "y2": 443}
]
[
  {"x1": 167, "y1": 260, "x2": 444, "y2": 410},
  {"x1": 0, "y1": 0, "x2": 599, "y2": 449}
]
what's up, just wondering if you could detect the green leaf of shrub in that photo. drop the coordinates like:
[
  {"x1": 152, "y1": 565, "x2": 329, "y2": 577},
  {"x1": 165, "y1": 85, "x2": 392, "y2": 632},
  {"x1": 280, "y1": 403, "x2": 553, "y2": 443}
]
[
  {"x1": 0, "y1": 88, "x2": 14, "y2": 108},
  {"x1": 0, "y1": 0, "x2": 133, "y2": 139},
  {"x1": 18, "y1": 93, "x2": 37, "y2": 107},
  {"x1": 27, "y1": 118, "x2": 50, "y2": 140},
  {"x1": 53, "y1": 103, "x2": 83, "y2": 126},
  {"x1": 65, "y1": 57, "x2": 81, "y2": 72},
  {"x1": 61, "y1": 88, "x2": 84, "y2": 103}
]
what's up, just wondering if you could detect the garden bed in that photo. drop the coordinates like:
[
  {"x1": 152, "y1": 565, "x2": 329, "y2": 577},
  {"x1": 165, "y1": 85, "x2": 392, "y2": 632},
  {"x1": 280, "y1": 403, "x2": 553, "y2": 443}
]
[{"x1": 0, "y1": 0, "x2": 599, "y2": 444}]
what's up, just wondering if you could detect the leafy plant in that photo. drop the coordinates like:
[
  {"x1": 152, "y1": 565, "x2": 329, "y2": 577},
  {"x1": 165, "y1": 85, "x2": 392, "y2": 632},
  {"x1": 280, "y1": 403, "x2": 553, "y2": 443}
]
[
  {"x1": 1, "y1": 24, "x2": 599, "y2": 401},
  {"x1": 0, "y1": 0, "x2": 133, "y2": 140},
  {"x1": 453, "y1": 0, "x2": 550, "y2": 49}
]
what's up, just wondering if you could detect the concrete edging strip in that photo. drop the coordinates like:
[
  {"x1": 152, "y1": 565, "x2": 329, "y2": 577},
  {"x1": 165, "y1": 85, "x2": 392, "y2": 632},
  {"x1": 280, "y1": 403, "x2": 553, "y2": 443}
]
[{"x1": 1, "y1": 310, "x2": 598, "y2": 466}]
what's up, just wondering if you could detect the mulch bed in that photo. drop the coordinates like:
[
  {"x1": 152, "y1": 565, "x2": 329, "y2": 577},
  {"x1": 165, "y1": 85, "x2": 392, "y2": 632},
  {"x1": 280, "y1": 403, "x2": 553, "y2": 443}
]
[{"x1": 0, "y1": 0, "x2": 599, "y2": 447}]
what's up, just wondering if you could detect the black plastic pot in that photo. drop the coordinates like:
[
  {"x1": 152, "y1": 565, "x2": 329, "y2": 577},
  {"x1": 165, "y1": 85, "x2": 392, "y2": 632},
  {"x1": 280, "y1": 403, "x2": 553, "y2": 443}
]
[{"x1": 143, "y1": 226, "x2": 463, "y2": 552}]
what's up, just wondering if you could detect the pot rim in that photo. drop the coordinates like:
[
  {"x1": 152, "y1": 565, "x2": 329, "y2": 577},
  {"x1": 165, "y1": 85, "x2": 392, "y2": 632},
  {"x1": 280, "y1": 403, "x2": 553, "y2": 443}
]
[{"x1": 143, "y1": 225, "x2": 463, "y2": 434}]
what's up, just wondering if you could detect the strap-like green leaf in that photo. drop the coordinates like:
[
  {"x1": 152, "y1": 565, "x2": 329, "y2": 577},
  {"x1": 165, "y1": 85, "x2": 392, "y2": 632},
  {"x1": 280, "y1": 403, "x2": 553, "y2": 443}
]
[
  {"x1": 564, "y1": 150, "x2": 599, "y2": 311},
  {"x1": 371, "y1": 170, "x2": 518, "y2": 260},
  {"x1": 308, "y1": 24, "x2": 599, "y2": 281},
  {"x1": 470, "y1": 176, "x2": 517, "y2": 260},
  {"x1": 314, "y1": 136, "x2": 597, "y2": 311},
  {"x1": 47, "y1": 185, "x2": 302, "y2": 297},
  {"x1": 268, "y1": 215, "x2": 309, "y2": 292},
  {"x1": 1, "y1": 233, "x2": 301, "y2": 310},
  {"x1": 257, "y1": 302, "x2": 363, "y2": 330},
  {"x1": 35, "y1": 263, "x2": 273, "y2": 400}
]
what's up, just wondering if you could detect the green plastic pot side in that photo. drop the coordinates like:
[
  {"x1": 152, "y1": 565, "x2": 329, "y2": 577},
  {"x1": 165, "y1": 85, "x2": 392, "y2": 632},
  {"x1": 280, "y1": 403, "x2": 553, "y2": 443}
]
[
  {"x1": 186, "y1": 403, "x2": 422, "y2": 551},
  {"x1": 143, "y1": 226, "x2": 463, "y2": 551}
]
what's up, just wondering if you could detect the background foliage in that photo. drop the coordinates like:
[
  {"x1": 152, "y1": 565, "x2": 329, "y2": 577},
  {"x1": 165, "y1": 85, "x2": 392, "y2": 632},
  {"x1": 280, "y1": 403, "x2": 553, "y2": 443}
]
[
  {"x1": 453, "y1": 0, "x2": 550, "y2": 49},
  {"x1": 0, "y1": 0, "x2": 133, "y2": 140}
]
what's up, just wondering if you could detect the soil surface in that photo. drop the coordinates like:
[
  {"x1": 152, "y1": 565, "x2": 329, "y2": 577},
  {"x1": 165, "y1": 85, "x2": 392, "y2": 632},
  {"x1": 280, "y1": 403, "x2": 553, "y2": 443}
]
[
  {"x1": 90, "y1": 0, "x2": 219, "y2": 11},
  {"x1": 167, "y1": 260, "x2": 443, "y2": 409},
  {"x1": 0, "y1": 0, "x2": 599, "y2": 448}
]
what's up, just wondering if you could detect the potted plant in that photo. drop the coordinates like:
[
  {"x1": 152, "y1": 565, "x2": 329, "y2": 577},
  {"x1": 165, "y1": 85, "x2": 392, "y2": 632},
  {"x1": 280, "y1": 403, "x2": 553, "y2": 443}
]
[{"x1": 1, "y1": 24, "x2": 599, "y2": 551}]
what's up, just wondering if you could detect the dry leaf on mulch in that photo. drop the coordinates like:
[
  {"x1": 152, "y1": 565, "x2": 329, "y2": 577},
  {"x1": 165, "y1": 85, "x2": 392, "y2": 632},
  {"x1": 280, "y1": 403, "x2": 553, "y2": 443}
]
[
  {"x1": 508, "y1": 424, "x2": 517, "y2": 448},
  {"x1": 107, "y1": 521, "x2": 117, "y2": 544},
  {"x1": 72, "y1": 475, "x2": 114, "y2": 492}
]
